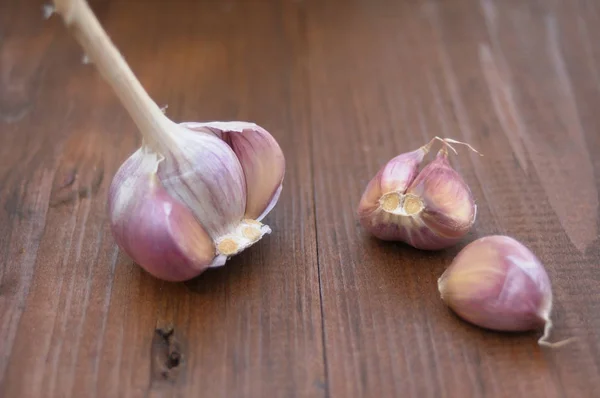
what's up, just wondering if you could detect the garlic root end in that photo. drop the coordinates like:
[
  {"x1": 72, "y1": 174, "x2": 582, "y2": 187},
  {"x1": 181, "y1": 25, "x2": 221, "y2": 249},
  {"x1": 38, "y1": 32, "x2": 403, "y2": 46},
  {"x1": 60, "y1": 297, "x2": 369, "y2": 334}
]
[{"x1": 214, "y1": 220, "x2": 271, "y2": 258}]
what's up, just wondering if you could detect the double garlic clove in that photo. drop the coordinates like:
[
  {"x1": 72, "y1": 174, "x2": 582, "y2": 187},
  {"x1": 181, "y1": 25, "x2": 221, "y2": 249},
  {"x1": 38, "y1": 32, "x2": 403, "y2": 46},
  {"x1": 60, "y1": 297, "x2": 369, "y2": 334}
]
[{"x1": 357, "y1": 138, "x2": 480, "y2": 250}]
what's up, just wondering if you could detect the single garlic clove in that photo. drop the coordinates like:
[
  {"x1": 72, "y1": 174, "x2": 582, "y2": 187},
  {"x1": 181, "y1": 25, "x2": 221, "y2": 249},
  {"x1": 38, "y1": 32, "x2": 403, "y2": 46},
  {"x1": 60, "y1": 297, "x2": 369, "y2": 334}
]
[
  {"x1": 157, "y1": 123, "x2": 247, "y2": 241},
  {"x1": 109, "y1": 149, "x2": 217, "y2": 282},
  {"x1": 379, "y1": 148, "x2": 428, "y2": 193},
  {"x1": 182, "y1": 121, "x2": 285, "y2": 221},
  {"x1": 404, "y1": 150, "x2": 476, "y2": 249},
  {"x1": 438, "y1": 235, "x2": 553, "y2": 334}
]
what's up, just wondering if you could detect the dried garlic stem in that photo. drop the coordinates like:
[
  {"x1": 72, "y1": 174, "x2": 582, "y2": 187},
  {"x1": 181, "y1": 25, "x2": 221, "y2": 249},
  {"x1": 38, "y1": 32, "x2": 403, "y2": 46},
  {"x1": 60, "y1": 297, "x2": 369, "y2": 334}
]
[
  {"x1": 53, "y1": 0, "x2": 173, "y2": 153},
  {"x1": 419, "y1": 137, "x2": 484, "y2": 157},
  {"x1": 537, "y1": 318, "x2": 577, "y2": 348}
]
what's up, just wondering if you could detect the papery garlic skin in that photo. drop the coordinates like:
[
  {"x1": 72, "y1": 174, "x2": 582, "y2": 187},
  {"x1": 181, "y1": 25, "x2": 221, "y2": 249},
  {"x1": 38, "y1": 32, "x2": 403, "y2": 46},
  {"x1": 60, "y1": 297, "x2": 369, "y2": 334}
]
[
  {"x1": 357, "y1": 141, "x2": 477, "y2": 250},
  {"x1": 437, "y1": 235, "x2": 552, "y2": 332}
]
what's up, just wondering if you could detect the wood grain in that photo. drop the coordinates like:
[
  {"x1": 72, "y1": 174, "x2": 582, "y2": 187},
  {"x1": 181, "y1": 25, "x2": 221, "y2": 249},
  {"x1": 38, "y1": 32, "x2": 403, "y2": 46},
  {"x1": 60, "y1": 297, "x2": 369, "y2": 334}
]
[{"x1": 1, "y1": 0, "x2": 599, "y2": 397}]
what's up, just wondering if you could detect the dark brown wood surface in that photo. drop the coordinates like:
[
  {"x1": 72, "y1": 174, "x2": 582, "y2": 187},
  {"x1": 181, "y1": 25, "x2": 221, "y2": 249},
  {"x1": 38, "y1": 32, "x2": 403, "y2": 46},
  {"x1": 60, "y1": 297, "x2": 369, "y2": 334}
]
[{"x1": 1, "y1": 0, "x2": 599, "y2": 397}]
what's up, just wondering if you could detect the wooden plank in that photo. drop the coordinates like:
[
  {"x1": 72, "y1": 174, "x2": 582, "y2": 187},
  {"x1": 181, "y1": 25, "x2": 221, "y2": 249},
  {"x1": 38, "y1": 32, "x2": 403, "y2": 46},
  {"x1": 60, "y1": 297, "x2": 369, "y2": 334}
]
[
  {"x1": 2, "y1": 0, "x2": 600, "y2": 396},
  {"x1": 307, "y1": 0, "x2": 600, "y2": 397},
  {"x1": 0, "y1": 1, "x2": 324, "y2": 397}
]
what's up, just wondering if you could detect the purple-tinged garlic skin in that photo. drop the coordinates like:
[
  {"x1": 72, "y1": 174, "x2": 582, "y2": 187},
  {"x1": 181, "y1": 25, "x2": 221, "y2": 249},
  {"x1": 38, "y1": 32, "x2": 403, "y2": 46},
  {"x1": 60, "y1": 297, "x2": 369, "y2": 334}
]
[
  {"x1": 108, "y1": 149, "x2": 216, "y2": 282},
  {"x1": 156, "y1": 123, "x2": 247, "y2": 240},
  {"x1": 438, "y1": 235, "x2": 552, "y2": 332},
  {"x1": 404, "y1": 152, "x2": 477, "y2": 249},
  {"x1": 108, "y1": 122, "x2": 285, "y2": 282},
  {"x1": 357, "y1": 144, "x2": 476, "y2": 250}
]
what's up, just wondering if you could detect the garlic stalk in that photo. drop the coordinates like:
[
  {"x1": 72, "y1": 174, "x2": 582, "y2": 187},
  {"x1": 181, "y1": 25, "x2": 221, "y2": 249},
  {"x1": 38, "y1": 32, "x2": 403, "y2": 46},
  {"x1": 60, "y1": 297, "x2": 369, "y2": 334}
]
[{"x1": 53, "y1": 0, "x2": 285, "y2": 281}]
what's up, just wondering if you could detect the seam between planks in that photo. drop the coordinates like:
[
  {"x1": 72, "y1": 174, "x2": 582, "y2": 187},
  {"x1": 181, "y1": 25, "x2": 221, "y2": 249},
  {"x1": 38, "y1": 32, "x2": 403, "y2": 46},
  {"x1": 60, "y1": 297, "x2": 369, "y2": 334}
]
[{"x1": 299, "y1": 8, "x2": 331, "y2": 397}]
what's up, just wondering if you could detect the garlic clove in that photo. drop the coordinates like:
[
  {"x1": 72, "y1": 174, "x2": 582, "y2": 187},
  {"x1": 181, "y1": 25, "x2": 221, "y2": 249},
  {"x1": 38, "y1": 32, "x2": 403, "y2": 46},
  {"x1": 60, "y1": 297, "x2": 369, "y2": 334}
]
[
  {"x1": 157, "y1": 123, "x2": 276, "y2": 262},
  {"x1": 438, "y1": 235, "x2": 553, "y2": 334},
  {"x1": 109, "y1": 149, "x2": 217, "y2": 282},
  {"x1": 406, "y1": 150, "x2": 476, "y2": 244},
  {"x1": 357, "y1": 147, "x2": 427, "y2": 233},
  {"x1": 380, "y1": 148, "x2": 428, "y2": 193},
  {"x1": 157, "y1": 124, "x2": 247, "y2": 240},
  {"x1": 182, "y1": 121, "x2": 285, "y2": 221}
]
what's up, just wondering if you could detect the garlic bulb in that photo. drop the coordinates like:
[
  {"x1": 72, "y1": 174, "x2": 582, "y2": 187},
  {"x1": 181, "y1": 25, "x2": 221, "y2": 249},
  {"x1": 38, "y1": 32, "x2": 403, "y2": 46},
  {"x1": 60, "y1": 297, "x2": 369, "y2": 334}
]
[
  {"x1": 108, "y1": 121, "x2": 284, "y2": 281},
  {"x1": 357, "y1": 138, "x2": 480, "y2": 250},
  {"x1": 54, "y1": 0, "x2": 284, "y2": 281},
  {"x1": 438, "y1": 235, "x2": 569, "y2": 346}
]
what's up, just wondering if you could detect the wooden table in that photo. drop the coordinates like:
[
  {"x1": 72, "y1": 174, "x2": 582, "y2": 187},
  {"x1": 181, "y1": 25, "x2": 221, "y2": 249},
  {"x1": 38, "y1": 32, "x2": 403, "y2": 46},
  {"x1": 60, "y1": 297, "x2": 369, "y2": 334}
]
[{"x1": 1, "y1": 0, "x2": 599, "y2": 397}]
